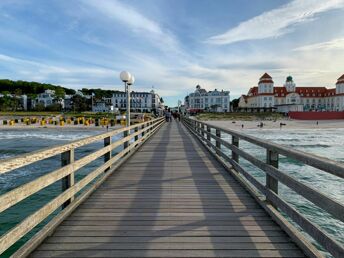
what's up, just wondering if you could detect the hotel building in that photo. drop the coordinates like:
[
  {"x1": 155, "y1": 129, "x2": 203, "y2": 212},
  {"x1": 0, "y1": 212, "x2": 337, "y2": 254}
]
[
  {"x1": 185, "y1": 85, "x2": 230, "y2": 112},
  {"x1": 238, "y1": 73, "x2": 344, "y2": 112},
  {"x1": 92, "y1": 89, "x2": 163, "y2": 113}
]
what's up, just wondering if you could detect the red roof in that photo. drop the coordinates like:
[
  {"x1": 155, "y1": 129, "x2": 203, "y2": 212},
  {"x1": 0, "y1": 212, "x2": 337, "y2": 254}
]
[
  {"x1": 260, "y1": 73, "x2": 272, "y2": 79},
  {"x1": 246, "y1": 86, "x2": 337, "y2": 98},
  {"x1": 337, "y1": 74, "x2": 344, "y2": 84}
]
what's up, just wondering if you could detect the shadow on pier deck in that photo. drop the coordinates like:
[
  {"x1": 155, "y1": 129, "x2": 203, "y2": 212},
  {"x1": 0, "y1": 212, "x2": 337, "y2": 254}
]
[{"x1": 29, "y1": 122, "x2": 303, "y2": 258}]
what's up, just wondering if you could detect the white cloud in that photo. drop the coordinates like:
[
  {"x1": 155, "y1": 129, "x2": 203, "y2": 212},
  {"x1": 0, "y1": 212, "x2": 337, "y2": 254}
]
[
  {"x1": 207, "y1": 0, "x2": 344, "y2": 45},
  {"x1": 293, "y1": 37, "x2": 344, "y2": 51},
  {"x1": 81, "y1": 0, "x2": 182, "y2": 54}
]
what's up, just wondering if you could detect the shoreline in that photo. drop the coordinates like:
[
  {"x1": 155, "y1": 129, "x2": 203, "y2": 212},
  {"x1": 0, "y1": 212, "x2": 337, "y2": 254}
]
[{"x1": 203, "y1": 119, "x2": 344, "y2": 130}]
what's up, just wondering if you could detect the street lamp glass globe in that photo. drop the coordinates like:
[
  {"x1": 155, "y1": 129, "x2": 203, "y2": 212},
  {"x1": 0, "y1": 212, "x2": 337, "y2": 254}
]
[
  {"x1": 120, "y1": 71, "x2": 132, "y2": 82},
  {"x1": 128, "y1": 75, "x2": 135, "y2": 85}
]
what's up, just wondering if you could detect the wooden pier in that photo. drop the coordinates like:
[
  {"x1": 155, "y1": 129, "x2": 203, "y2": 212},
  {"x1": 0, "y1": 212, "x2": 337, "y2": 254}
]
[{"x1": 0, "y1": 117, "x2": 343, "y2": 257}]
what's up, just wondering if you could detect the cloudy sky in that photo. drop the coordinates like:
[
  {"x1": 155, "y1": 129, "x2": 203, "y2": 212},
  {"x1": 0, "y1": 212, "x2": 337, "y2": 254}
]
[{"x1": 0, "y1": 0, "x2": 344, "y2": 106}]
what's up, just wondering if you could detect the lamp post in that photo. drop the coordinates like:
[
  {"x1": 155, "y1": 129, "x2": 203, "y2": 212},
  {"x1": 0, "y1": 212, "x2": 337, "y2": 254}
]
[
  {"x1": 127, "y1": 75, "x2": 135, "y2": 123},
  {"x1": 120, "y1": 71, "x2": 133, "y2": 127}
]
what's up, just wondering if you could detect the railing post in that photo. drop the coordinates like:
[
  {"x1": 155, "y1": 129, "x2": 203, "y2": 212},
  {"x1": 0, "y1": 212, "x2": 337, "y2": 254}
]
[
  {"x1": 215, "y1": 129, "x2": 221, "y2": 155},
  {"x1": 104, "y1": 136, "x2": 112, "y2": 171},
  {"x1": 61, "y1": 149, "x2": 74, "y2": 209},
  {"x1": 134, "y1": 126, "x2": 139, "y2": 142},
  {"x1": 232, "y1": 136, "x2": 239, "y2": 163},
  {"x1": 266, "y1": 149, "x2": 279, "y2": 205},
  {"x1": 201, "y1": 123, "x2": 205, "y2": 139},
  {"x1": 141, "y1": 123, "x2": 145, "y2": 138},
  {"x1": 207, "y1": 125, "x2": 211, "y2": 147},
  {"x1": 124, "y1": 129, "x2": 129, "y2": 150}
]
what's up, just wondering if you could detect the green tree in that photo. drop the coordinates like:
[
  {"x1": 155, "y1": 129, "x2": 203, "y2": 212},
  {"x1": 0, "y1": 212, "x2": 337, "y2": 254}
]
[
  {"x1": 72, "y1": 95, "x2": 89, "y2": 112},
  {"x1": 231, "y1": 98, "x2": 240, "y2": 111},
  {"x1": 54, "y1": 87, "x2": 66, "y2": 99}
]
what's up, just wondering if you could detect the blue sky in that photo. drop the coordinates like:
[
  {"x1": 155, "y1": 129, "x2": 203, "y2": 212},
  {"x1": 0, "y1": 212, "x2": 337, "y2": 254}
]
[{"x1": 0, "y1": 0, "x2": 344, "y2": 106}]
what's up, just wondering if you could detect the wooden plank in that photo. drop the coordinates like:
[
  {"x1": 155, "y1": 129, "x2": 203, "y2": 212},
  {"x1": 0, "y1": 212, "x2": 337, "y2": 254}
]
[
  {"x1": 30, "y1": 249, "x2": 305, "y2": 257},
  {"x1": 45, "y1": 236, "x2": 292, "y2": 243},
  {"x1": 36, "y1": 242, "x2": 299, "y2": 250}
]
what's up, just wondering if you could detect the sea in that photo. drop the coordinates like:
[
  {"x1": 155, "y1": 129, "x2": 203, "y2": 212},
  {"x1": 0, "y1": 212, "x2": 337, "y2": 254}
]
[{"x1": 0, "y1": 127, "x2": 343, "y2": 257}]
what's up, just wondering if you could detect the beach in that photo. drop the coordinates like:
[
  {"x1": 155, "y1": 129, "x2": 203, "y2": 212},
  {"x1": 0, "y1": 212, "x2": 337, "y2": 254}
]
[{"x1": 204, "y1": 119, "x2": 344, "y2": 130}]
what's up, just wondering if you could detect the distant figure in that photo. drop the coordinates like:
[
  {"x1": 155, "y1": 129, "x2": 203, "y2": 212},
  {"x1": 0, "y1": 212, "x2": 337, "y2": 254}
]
[
  {"x1": 106, "y1": 125, "x2": 109, "y2": 131},
  {"x1": 280, "y1": 122, "x2": 286, "y2": 129},
  {"x1": 165, "y1": 109, "x2": 172, "y2": 122},
  {"x1": 316, "y1": 121, "x2": 319, "y2": 125},
  {"x1": 176, "y1": 112, "x2": 181, "y2": 121},
  {"x1": 241, "y1": 124, "x2": 244, "y2": 129}
]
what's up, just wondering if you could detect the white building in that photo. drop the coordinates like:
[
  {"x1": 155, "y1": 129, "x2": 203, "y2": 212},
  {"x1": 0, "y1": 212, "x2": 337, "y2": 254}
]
[
  {"x1": 185, "y1": 85, "x2": 230, "y2": 112},
  {"x1": 239, "y1": 73, "x2": 344, "y2": 112},
  {"x1": 92, "y1": 90, "x2": 163, "y2": 113},
  {"x1": 36, "y1": 89, "x2": 55, "y2": 107}
]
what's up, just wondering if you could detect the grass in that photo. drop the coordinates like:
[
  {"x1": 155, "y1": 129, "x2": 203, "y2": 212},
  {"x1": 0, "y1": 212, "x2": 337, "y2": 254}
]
[{"x1": 195, "y1": 112, "x2": 284, "y2": 121}]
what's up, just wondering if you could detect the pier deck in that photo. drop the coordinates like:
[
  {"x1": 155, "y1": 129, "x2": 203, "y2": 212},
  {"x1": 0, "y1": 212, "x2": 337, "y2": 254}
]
[{"x1": 30, "y1": 122, "x2": 304, "y2": 257}]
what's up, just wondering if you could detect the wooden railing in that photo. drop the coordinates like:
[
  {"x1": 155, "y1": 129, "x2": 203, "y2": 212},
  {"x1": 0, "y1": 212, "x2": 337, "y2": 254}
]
[
  {"x1": 0, "y1": 117, "x2": 165, "y2": 257},
  {"x1": 182, "y1": 117, "x2": 344, "y2": 258}
]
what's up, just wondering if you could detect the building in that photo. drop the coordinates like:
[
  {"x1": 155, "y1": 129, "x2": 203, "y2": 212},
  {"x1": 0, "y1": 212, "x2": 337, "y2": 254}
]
[
  {"x1": 35, "y1": 89, "x2": 55, "y2": 107},
  {"x1": 92, "y1": 89, "x2": 163, "y2": 113},
  {"x1": 238, "y1": 73, "x2": 344, "y2": 112},
  {"x1": 185, "y1": 85, "x2": 230, "y2": 112}
]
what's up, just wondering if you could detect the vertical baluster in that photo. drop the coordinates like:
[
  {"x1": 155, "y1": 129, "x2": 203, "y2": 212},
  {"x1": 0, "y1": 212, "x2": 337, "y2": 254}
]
[
  {"x1": 215, "y1": 129, "x2": 221, "y2": 155},
  {"x1": 123, "y1": 129, "x2": 129, "y2": 150},
  {"x1": 61, "y1": 149, "x2": 74, "y2": 209},
  {"x1": 232, "y1": 136, "x2": 239, "y2": 163},
  {"x1": 201, "y1": 123, "x2": 205, "y2": 139},
  {"x1": 134, "y1": 126, "x2": 139, "y2": 142},
  {"x1": 266, "y1": 149, "x2": 279, "y2": 206},
  {"x1": 207, "y1": 125, "x2": 211, "y2": 147},
  {"x1": 141, "y1": 123, "x2": 145, "y2": 138},
  {"x1": 104, "y1": 136, "x2": 112, "y2": 171}
]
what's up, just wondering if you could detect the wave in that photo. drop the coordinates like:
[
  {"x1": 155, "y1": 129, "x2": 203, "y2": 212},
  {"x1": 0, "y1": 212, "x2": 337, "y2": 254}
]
[
  {"x1": 288, "y1": 144, "x2": 331, "y2": 148},
  {"x1": 0, "y1": 131, "x2": 99, "y2": 141}
]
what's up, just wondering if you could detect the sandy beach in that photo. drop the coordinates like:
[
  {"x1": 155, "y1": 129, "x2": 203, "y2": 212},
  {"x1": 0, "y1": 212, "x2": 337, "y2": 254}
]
[{"x1": 204, "y1": 119, "x2": 344, "y2": 130}]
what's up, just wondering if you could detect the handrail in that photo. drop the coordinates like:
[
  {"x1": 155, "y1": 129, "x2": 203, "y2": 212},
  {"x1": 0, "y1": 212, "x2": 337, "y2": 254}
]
[
  {"x1": 0, "y1": 117, "x2": 165, "y2": 256},
  {"x1": 0, "y1": 119, "x2": 159, "y2": 175},
  {"x1": 182, "y1": 116, "x2": 344, "y2": 258}
]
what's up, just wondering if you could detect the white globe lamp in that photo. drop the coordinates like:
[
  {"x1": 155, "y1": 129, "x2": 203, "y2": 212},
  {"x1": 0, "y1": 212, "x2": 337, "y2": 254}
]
[
  {"x1": 128, "y1": 75, "x2": 135, "y2": 86},
  {"x1": 120, "y1": 71, "x2": 131, "y2": 82}
]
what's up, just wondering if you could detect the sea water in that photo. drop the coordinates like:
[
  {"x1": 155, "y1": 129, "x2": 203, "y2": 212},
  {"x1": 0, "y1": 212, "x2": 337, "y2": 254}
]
[
  {"x1": 220, "y1": 127, "x2": 344, "y2": 257},
  {"x1": 0, "y1": 128, "x2": 343, "y2": 257},
  {"x1": 0, "y1": 128, "x2": 118, "y2": 257}
]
